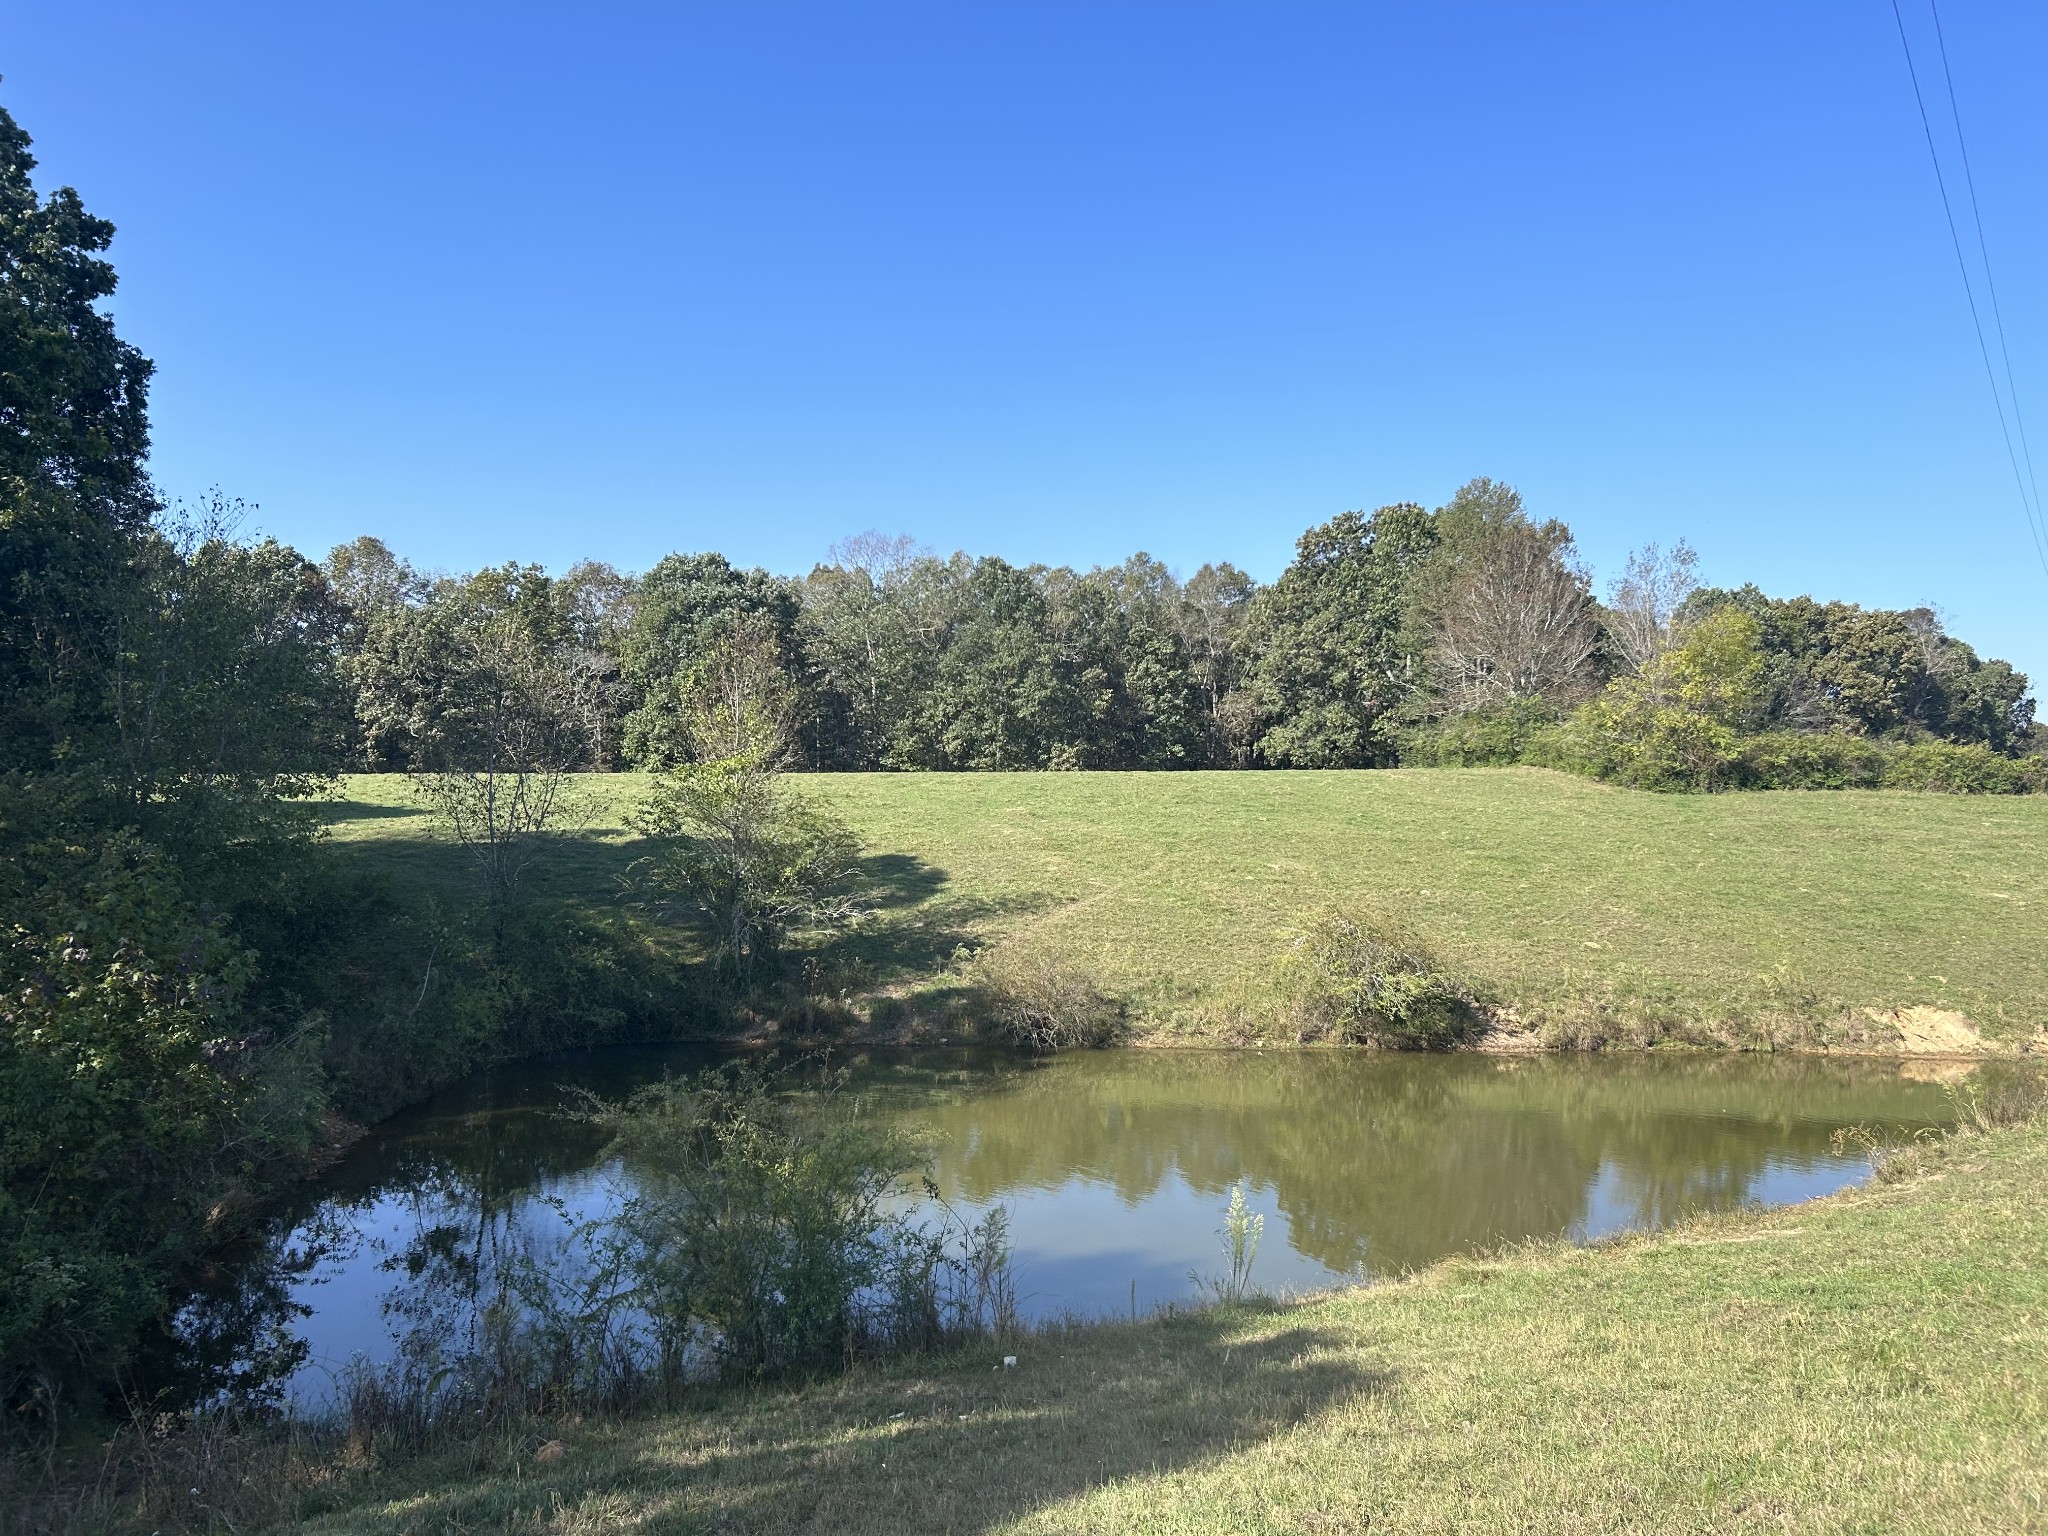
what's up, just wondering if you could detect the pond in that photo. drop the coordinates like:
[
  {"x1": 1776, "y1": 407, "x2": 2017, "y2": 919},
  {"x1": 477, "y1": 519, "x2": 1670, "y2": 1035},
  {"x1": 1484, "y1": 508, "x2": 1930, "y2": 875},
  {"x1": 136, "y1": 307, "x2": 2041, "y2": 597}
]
[{"x1": 174, "y1": 1046, "x2": 1967, "y2": 1409}]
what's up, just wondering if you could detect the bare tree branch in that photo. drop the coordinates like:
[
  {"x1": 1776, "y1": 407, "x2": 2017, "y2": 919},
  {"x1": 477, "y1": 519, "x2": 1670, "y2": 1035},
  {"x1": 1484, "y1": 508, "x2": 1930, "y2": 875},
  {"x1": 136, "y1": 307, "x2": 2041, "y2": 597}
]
[{"x1": 1433, "y1": 525, "x2": 1601, "y2": 713}]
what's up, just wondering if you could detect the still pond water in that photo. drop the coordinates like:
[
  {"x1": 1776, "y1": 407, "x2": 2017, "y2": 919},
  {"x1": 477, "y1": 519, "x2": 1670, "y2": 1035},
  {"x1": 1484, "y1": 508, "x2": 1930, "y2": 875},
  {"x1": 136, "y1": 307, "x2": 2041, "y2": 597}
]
[{"x1": 196, "y1": 1046, "x2": 1962, "y2": 1407}]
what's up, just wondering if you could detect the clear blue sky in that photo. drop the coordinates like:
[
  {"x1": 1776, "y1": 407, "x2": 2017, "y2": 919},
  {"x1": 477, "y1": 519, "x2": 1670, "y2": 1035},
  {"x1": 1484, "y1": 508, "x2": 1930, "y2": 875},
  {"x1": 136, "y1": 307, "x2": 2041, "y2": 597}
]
[{"x1": 6, "y1": 1, "x2": 2045, "y2": 681}]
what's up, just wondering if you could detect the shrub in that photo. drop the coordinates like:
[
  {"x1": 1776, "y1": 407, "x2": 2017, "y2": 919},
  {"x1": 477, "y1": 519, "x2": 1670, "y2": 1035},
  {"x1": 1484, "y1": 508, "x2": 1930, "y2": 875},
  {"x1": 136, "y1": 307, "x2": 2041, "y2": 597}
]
[
  {"x1": 1879, "y1": 740, "x2": 2048, "y2": 794},
  {"x1": 1562, "y1": 607, "x2": 1767, "y2": 790},
  {"x1": 0, "y1": 797, "x2": 326, "y2": 1421},
  {"x1": 633, "y1": 754, "x2": 868, "y2": 981},
  {"x1": 588, "y1": 1063, "x2": 1019, "y2": 1382},
  {"x1": 1398, "y1": 699, "x2": 1563, "y2": 767},
  {"x1": 967, "y1": 946, "x2": 1127, "y2": 1050},
  {"x1": 1735, "y1": 731, "x2": 1888, "y2": 790},
  {"x1": 599, "y1": 1063, "x2": 919, "y2": 1379},
  {"x1": 1276, "y1": 906, "x2": 1479, "y2": 1049}
]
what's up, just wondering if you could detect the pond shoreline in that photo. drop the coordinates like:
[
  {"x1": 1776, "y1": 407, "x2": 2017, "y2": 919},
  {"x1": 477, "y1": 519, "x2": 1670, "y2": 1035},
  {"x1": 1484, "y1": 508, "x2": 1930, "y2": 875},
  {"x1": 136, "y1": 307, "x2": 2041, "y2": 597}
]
[
  {"x1": 41, "y1": 1098, "x2": 2047, "y2": 1534},
  {"x1": 243, "y1": 1044, "x2": 1967, "y2": 1419}
]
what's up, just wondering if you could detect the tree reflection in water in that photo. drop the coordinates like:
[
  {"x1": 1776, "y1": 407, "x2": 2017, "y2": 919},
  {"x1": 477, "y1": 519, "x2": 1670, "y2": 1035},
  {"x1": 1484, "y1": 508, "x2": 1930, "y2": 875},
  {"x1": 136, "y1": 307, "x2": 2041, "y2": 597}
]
[{"x1": 166, "y1": 1046, "x2": 1962, "y2": 1410}]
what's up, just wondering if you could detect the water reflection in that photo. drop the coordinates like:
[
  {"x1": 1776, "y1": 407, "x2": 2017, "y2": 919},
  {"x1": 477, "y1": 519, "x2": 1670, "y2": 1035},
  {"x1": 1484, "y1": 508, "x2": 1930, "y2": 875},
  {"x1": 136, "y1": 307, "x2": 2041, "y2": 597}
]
[{"x1": 179, "y1": 1046, "x2": 1967, "y2": 1407}]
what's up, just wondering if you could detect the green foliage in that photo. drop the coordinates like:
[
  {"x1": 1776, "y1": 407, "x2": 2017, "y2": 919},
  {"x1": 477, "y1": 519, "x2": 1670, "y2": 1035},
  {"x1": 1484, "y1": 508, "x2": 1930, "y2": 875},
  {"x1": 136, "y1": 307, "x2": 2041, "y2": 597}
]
[
  {"x1": 1421, "y1": 617, "x2": 2043, "y2": 795},
  {"x1": 111, "y1": 510, "x2": 355, "y2": 837},
  {"x1": 1567, "y1": 607, "x2": 1769, "y2": 790},
  {"x1": 0, "y1": 781, "x2": 324, "y2": 1408},
  {"x1": 597, "y1": 1064, "x2": 921, "y2": 1378},
  {"x1": 1398, "y1": 698, "x2": 1563, "y2": 767},
  {"x1": 1045, "y1": 555, "x2": 1211, "y2": 770},
  {"x1": 0, "y1": 106, "x2": 159, "y2": 773},
  {"x1": 859, "y1": 552, "x2": 1232, "y2": 772},
  {"x1": 1732, "y1": 730, "x2": 1890, "y2": 790},
  {"x1": 0, "y1": 108, "x2": 356, "y2": 1425},
  {"x1": 304, "y1": 485, "x2": 2034, "y2": 788},
  {"x1": 896, "y1": 557, "x2": 1077, "y2": 769},
  {"x1": 670, "y1": 610, "x2": 803, "y2": 765},
  {"x1": 796, "y1": 535, "x2": 936, "y2": 768},
  {"x1": 635, "y1": 756, "x2": 865, "y2": 979},
  {"x1": 621, "y1": 553, "x2": 803, "y2": 768},
  {"x1": 345, "y1": 561, "x2": 599, "y2": 774},
  {"x1": 1277, "y1": 906, "x2": 1479, "y2": 1049},
  {"x1": 1878, "y1": 740, "x2": 2048, "y2": 795},
  {"x1": 1239, "y1": 504, "x2": 1439, "y2": 767},
  {"x1": 966, "y1": 944, "x2": 1128, "y2": 1050},
  {"x1": 1680, "y1": 585, "x2": 2035, "y2": 750}
]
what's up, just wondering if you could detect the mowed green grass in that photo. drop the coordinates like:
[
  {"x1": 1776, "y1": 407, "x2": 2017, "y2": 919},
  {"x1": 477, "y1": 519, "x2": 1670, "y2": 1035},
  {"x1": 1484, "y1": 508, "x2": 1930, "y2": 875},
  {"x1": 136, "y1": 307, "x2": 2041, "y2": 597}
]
[
  {"x1": 323, "y1": 769, "x2": 2048, "y2": 1044},
  {"x1": 281, "y1": 1112, "x2": 2048, "y2": 1535}
]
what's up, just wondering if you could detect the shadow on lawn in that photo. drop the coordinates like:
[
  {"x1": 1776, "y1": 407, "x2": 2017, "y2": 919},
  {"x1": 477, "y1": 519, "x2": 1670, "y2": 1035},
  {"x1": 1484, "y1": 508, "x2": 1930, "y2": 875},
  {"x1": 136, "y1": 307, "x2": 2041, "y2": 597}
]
[
  {"x1": 314, "y1": 826, "x2": 1052, "y2": 1011},
  {"x1": 827, "y1": 852, "x2": 1054, "y2": 994},
  {"x1": 314, "y1": 797, "x2": 425, "y2": 823},
  {"x1": 323, "y1": 1314, "x2": 1383, "y2": 1535}
]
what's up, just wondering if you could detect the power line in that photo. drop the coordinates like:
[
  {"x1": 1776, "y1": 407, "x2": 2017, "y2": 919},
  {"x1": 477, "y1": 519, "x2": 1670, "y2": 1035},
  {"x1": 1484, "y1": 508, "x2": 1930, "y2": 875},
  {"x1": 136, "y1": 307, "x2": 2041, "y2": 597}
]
[
  {"x1": 1887, "y1": 0, "x2": 2048, "y2": 578},
  {"x1": 1925, "y1": 0, "x2": 2046, "y2": 534}
]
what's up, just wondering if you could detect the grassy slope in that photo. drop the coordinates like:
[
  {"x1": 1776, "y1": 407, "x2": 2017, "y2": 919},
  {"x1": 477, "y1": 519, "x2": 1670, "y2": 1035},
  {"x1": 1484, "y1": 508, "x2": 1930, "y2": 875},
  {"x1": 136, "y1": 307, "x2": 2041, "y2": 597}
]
[
  {"x1": 324, "y1": 770, "x2": 2048, "y2": 1045},
  {"x1": 283, "y1": 1114, "x2": 2048, "y2": 1535}
]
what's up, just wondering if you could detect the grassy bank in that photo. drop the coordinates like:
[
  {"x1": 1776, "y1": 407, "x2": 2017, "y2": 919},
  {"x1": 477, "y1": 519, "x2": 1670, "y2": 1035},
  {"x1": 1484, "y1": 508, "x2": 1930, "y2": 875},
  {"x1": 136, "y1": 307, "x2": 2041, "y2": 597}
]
[
  {"x1": 62, "y1": 1092, "x2": 2045, "y2": 1533},
  {"x1": 322, "y1": 769, "x2": 2048, "y2": 1048}
]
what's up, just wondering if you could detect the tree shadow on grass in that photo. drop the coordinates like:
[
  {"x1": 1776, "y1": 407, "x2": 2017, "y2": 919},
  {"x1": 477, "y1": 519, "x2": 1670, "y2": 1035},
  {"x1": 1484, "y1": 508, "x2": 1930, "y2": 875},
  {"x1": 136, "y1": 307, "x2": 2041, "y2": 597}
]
[
  {"x1": 311, "y1": 832, "x2": 1054, "y2": 1037},
  {"x1": 316, "y1": 823, "x2": 650, "y2": 906},
  {"x1": 313, "y1": 1311, "x2": 1384, "y2": 1534},
  {"x1": 823, "y1": 853, "x2": 1057, "y2": 994},
  {"x1": 316, "y1": 798, "x2": 426, "y2": 823}
]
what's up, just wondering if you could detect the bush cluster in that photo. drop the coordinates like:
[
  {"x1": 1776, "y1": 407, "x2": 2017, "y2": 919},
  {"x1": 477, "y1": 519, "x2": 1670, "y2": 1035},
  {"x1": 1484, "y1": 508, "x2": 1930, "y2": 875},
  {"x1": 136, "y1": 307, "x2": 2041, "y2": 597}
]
[
  {"x1": 965, "y1": 946, "x2": 1128, "y2": 1050},
  {"x1": 1276, "y1": 907, "x2": 1480, "y2": 1049},
  {"x1": 390, "y1": 1063, "x2": 1019, "y2": 1398},
  {"x1": 1411, "y1": 713, "x2": 2048, "y2": 795},
  {"x1": 1396, "y1": 698, "x2": 1565, "y2": 768}
]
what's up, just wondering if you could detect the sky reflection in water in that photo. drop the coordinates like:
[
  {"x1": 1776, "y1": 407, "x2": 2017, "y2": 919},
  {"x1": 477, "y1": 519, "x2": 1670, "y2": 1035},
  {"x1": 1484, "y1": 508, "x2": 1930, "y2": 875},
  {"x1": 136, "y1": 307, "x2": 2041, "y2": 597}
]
[{"x1": 197, "y1": 1046, "x2": 1962, "y2": 1407}]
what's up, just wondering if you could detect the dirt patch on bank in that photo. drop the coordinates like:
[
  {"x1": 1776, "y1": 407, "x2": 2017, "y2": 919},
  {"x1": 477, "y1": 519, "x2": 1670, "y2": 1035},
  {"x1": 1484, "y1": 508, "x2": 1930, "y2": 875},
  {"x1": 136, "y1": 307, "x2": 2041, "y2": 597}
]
[
  {"x1": 1861, "y1": 1005, "x2": 1991, "y2": 1055},
  {"x1": 1471, "y1": 1007, "x2": 1548, "y2": 1054}
]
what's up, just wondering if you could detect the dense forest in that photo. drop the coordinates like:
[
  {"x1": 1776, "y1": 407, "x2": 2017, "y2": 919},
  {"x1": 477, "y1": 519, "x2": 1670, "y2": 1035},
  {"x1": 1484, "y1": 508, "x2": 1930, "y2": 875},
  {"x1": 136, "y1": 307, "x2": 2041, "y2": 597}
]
[
  {"x1": 320, "y1": 491, "x2": 2038, "y2": 786},
  {"x1": 3, "y1": 89, "x2": 2045, "y2": 1447}
]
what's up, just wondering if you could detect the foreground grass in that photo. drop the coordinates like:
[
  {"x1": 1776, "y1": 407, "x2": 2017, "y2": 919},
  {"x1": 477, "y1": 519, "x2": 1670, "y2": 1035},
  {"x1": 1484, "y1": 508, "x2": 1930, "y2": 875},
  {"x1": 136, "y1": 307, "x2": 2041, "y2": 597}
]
[
  {"x1": 323, "y1": 770, "x2": 2048, "y2": 1046},
  {"x1": 147, "y1": 1108, "x2": 2044, "y2": 1534}
]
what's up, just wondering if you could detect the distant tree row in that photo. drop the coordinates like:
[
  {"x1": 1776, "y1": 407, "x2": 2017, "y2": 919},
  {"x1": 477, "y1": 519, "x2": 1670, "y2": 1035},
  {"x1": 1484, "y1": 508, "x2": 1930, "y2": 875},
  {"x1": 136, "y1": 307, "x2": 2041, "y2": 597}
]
[{"x1": 313, "y1": 478, "x2": 2038, "y2": 779}]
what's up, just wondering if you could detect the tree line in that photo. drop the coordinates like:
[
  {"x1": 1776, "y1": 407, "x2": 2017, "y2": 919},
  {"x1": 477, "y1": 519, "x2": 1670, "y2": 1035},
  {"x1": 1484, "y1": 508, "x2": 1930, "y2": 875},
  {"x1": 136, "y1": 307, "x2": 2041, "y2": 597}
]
[{"x1": 314, "y1": 481, "x2": 2037, "y2": 783}]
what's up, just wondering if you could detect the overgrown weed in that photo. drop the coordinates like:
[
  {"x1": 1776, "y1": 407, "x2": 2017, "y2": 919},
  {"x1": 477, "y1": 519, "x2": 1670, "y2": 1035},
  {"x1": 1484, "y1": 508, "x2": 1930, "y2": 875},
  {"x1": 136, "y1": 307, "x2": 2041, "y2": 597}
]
[
  {"x1": 963, "y1": 945, "x2": 1128, "y2": 1050},
  {"x1": 1833, "y1": 1066, "x2": 2048, "y2": 1183},
  {"x1": 1277, "y1": 906, "x2": 1480, "y2": 1048}
]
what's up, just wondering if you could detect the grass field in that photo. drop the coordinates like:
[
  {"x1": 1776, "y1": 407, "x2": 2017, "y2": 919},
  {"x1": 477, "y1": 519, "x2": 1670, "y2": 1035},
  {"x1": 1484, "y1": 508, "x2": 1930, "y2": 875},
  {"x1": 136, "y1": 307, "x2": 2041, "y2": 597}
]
[
  {"x1": 322, "y1": 769, "x2": 2048, "y2": 1048},
  {"x1": 141, "y1": 1093, "x2": 2043, "y2": 1534}
]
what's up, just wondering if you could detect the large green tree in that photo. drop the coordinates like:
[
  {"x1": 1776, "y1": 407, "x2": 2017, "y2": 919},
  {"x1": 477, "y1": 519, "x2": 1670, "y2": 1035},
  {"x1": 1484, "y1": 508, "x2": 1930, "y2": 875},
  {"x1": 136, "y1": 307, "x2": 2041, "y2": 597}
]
[
  {"x1": 1, "y1": 108, "x2": 338, "y2": 1417},
  {"x1": 897, "y1": 558, "x2": 1078, "y2": 770},
  {"x1": 1680, "y1": 586, "x2": 2034, "y2": 750},
  {"x1": 798, "y1": 534, "x2": 934, "y2": 769},
  {"x1": 0, "y1": 106, "x2": 158, "y2": 769},
  {"x1": 1044, "y1": 555, "x2": 1208, "y2": 769},
  {"x1": 1240, "y1": 504, "x2": 1439, "y2": 766},
  {"x1": 621, "y1": 553, "x2": 803, "y2": 766}
]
